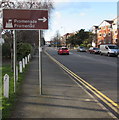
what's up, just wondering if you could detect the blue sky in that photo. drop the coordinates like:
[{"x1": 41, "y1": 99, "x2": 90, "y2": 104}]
[
  {"x1": 0, "y1": 0, "x2": 118, "y2": 42},
  {"x1": 44, "y1": 1, "x2": 118, "y2": 41}
]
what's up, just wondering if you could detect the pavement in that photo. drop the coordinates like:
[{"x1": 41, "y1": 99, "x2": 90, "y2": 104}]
[{"x1": 10, "y1": 51, "x2": 113, "y2": 118}]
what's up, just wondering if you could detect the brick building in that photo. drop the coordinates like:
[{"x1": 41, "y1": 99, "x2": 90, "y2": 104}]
[
  {"x1": 92, "y1": 17, "x2": 119, "y2": 47},
  {"x1": 97, "y1": 20, "x2": 113, "y2": 47},
  {"x1": 60, "y1": 33, "x2": 75, "y2": 47},
  {"x1": 112, "y1": 17, "x2": 119, "y2": 46}
]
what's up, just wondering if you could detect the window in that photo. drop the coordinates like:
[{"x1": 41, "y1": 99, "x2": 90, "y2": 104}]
[
  {"x1": 109, "y1": 25, "x2": 112, "y2": 28},
  {"x1": 62, "y1": 48, "x2": 68, "y2": 50},
  {"x1": 108, "y1": 40, "x2": 111, "y2": 43},
  {"x1": 108, "y1": 46, "x2": 119, "y2": 49},
  {"x1": 94, "y1": 48, "x2": 100, "y2": 50},
  {"x1": 103, "y1": 34, "x2": 106, "y2": 37}
]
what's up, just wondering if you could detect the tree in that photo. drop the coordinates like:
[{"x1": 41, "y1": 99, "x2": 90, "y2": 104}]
[
  {"x1": 52, "y1": 31, "x2": 61, "y2": 47},
  {"x1": 16, "y1": 30, "x2": 39, "y2": 47},
  {"x1": 2, "y1": 30, "x2": 14, "y2": 70},
  {"x1": 17, "y1": 43, "x2": 33, "y2": 61},
  {"x1": 66, "y1": 29, "x2": 96, "y2": 48},
  {"x1": 75, "y1": 29, "x2": 89, "y2": 45},
  {"x1": 66, "y1": 29, "x2": 89, "y2": 47},
  {"x1": 81, "y1": 32, "x2": 95, "y2": 47}
]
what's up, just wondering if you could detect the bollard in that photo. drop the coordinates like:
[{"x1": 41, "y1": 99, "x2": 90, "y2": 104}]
[
  {"x1": 4, "y1": 74, "x2": 9, "y2": 98},
  {"x1": 22, "y1": 58, "x2": 25, "y2": 68},
  {"x1": 19, "y1": 61, "x2": 23, "y2": 73},
  {"x1": 29, "y1": 54, "x2": 31, "y2": 59},
  {"x1": 28, "y1": 55, "x2": 30, "y2": 62},
  {"x1": 25, "y1": 57, "x2": 27, "y2": 64}
]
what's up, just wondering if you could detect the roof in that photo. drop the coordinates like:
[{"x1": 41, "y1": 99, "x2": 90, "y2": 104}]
[
  {"x1": 92, "y1": 17, "x2": 118, "y2": 29},
  {"x1": 93, "y1": 26, "x2": 98, "y2": 28},
  {"x1": 98, "y1": 20, "x2": 113, "y2": 27},
  {"x1": 105, "y1": 20, "x2": 113, "y2": 24}
]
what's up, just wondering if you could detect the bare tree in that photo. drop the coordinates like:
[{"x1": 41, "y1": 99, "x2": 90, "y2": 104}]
[
  {"x1": 0, "y1": 0, "x2": 54, "y2": 12},
  {"x1": 51, "y1": 30, "x2": 61, "y2": 47}
]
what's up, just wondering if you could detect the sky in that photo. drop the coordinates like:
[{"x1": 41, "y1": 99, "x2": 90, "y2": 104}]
[
  {"x1": 44, "y1": 0, "x2": 118, "y2": 41},
  {"x1": 0, "y1": 0, "x2": 118, "y2": 41}
]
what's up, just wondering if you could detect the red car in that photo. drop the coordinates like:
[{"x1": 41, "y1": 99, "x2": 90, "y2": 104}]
[
  {"x1": 58, "y1": 47, "x2": 69, "y2": 55},
  {"x1": 88, "y1": 47, "x2": 100, "y2": 54}
]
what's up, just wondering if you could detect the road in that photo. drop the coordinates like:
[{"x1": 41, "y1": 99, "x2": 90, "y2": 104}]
[{"x1": 45, "y1": 47, "x2": 118, "y2": 105}]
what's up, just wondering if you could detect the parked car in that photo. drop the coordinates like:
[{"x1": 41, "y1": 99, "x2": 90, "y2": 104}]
[
  {"x1": 88, "y1": 47, "x2": 100, "y2": 54},
  {"x1": 58, "y1": 47, "x2": 69, "y2": 55},
  {"x1": 100, "y1": 44, "x2": 119, "y2": 57},
  {"x1": 77, "y1": 46, "x2": 86, "y2": 52}
]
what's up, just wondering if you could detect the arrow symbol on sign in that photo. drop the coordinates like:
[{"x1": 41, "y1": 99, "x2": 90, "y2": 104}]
[{"x1": 38, "y1": 17, "x2": 47, "y2": 22}]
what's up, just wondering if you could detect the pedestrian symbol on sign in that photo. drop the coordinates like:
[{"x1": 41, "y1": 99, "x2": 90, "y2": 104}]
[{"x1": 5, "y1": 19, "x2": 13, "y2": 28}]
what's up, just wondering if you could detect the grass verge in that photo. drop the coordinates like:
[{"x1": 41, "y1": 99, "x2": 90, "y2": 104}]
[{"x1": 1, "y1": 63, "x2": 30, "y2": 119}]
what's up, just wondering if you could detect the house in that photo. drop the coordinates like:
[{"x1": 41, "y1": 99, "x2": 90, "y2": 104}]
[
  {"x1": 112, "y1": 17, "x2": 119, "y2": 46},
  {"x1": 60, "y1": 33, "x2": 75, "y2": 47},
  {"x1": 92, "y1": 17, "x2": 119, "y2": 47},
  {"x1": 97, "y1": 20, "x2": 113, "y2": 47}
]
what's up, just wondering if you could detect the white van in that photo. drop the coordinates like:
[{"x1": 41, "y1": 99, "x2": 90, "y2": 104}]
[{"x1": 100, "y1": 44, "x2": 119, "y2": 57}]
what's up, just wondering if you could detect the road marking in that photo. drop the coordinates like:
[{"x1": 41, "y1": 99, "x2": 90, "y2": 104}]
[
  {"x1": 68, "y1": 72, "x2": 117, "y2": 118},
  {"x1": 45, "y1": 51, "x2": 119, "y2": 118}
]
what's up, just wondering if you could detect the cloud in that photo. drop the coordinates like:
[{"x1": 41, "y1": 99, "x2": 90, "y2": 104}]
[
  {"x1": 79, "y1": 12, "x2": 86, "y2": 16},
  {"x1": 54, "y1": 2, "x2": 92, "y2": 15},
  {"x1": 55, "y1": 11, "x2": 61, "y2": 19},
  {"x1": 44, "y1": 11, "x2": 62, "y2": 41},
  {"x1": 52, "y1": 11, "x2": 62, "y2": 27}
]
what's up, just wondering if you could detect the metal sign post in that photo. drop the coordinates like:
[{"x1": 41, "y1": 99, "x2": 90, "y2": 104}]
[
  {"x1": 13, "y1": 30, "x2": 16, "y2": 93},
  {"x1": 39, "y1": 30, "x2": 42, "y2": 95}
]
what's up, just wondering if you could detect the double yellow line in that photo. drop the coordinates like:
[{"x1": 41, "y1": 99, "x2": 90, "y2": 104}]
[{"x1": 45, "y1": 51, "x2": 119, "y2": 115}]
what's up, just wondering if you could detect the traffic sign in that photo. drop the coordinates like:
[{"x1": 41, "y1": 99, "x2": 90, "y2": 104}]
[{"x1": 3, "y1": 9, "x2": 48, "y2": 30}]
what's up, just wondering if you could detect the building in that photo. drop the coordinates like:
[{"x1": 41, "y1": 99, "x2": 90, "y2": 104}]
[
  {"x1": 97, "y1": 20, "x2": 113, "y2": 47},
  {"x1": 91, "y1": 26, "x2": 98, "y2": 47},
  {"x1": 60, "y1": 33, "x2": 75, "y2": 47},
  {"x1": 112, "y1": 17, "x2": 119, "y2": 46},
  {"x1": 93, "y1": 17, "x2": 119, "y2": 47}
]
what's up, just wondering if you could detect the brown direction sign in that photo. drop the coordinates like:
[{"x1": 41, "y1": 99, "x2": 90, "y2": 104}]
[{"x1": 3, "y1": 9, "x2": 48, "y2": 30}]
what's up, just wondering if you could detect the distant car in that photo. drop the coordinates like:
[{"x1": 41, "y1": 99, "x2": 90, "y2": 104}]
[
  {"x1": 58, "y1": 47, "x2": 69, "y2": 55},
  {"x1": 88, "y1": 47, "x2": 100, "y2": 54},
  {"x1": 48, "y1": 44, "x2": 51, "y2": 47},
  {"x1": 77, "y1": 46, "x2": 86, "y2": 52}
]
